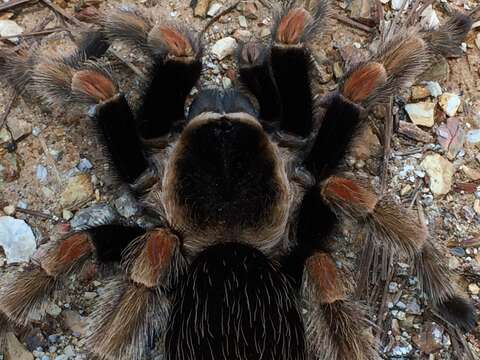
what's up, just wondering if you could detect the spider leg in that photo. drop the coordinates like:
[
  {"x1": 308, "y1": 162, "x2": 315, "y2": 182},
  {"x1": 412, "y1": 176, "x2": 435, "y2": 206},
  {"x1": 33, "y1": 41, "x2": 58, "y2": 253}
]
[
  {"x1": 0, "y1": 225, "x2": 144, "y2": 330},
  {"x1": 101, "y1": 8, "x2": 203, "y2": 139},
  {"x1": 237, "y1": 2, "x2": 329, "y2": 135},
  {"x1": 237, "y1": 42, "x2": 282, "y2": 124},
  {"x1": 306, "y1": 12, "x2": 472, "y2": 180},
  {"x1": 0, "y1": 41, "x2": 149, "y2": 184},
  {"x1": 303, "y1": 251, "x2": 379, "y2": 360},
  {"x1": 320, "y1": 176, "x2": 477, "y2": 332},
  {"x1": 87, "y1": 228, "x2": 186, "y2": 360}
]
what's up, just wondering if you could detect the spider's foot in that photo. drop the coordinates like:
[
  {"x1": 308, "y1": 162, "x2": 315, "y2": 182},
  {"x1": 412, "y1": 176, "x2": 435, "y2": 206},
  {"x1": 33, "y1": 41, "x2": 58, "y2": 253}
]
[
  {"x1": 88, "y1": 229, "x2": 185, "y2": 360},
  {"x1": 101, "y1": 7, "x2": 201, "y2": 62},
  {"x1": 0, "y1": 233, "x2": 93, "y2": 327},
  {"x1": 436, "y1": 296, "x2": 477, "y2": 332},
  {"x1": 425, "y1": 12, "x2": 473, "y2": 57},
  {"x1": 341, "y1": 62, "x2": 387, "y2": 104},
  {"x1": 149, "y1": 25, "x2": 199, "y2": 60},
  {"x1": 275, "y1": 8, "x2": 313, "y2": 45},
  {"x1": 273, "y1": 0, "x2": 329, "y2": 47},
  {"x1": 415, "y1": 242, "x2": 477, "y2": 332},
  {"x1": 71, "y1": 70, "x2": 117, "y2": 103}
]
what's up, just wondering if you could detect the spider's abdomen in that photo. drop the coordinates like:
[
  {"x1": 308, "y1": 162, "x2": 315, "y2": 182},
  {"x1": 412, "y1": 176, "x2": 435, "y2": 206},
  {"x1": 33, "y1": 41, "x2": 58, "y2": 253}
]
[
  {"x1": 163, "y1": 110, "x2": 289, "y2": 251},
  {"x1": 165, "y1": 242, "x2": 305, "y2": 360}
]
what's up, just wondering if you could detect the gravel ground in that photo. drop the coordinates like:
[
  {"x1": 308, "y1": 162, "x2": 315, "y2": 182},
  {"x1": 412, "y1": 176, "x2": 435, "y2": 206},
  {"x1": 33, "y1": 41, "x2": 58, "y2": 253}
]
[{"x1": 0, "y1": 0, "x2": 479, "y2": 359}]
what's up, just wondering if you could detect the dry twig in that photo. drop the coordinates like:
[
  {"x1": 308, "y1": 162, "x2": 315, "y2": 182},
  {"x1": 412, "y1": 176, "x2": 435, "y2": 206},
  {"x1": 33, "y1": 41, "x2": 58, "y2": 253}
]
[
  {"x1": 332, "y1": 13, "x2": 374, "y2": 33},
  {"x1": 380, "y1": 97, "x2": 393, "y2": 194},
  {"x1": 0, "y1": 27, "x2": 68, "y2": 41},
  {"x1": 0, "y1": 92, "x2": 18, "y2": 133},
  {"x1": 0, "y1": 0, "x2": 34, "y2": 12}
]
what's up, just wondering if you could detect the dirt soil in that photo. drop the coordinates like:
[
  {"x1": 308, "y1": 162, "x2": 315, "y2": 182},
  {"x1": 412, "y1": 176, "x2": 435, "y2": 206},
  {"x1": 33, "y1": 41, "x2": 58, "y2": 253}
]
[{"x1": 0, "y1": 0, "x2": 479, "y2": 359}]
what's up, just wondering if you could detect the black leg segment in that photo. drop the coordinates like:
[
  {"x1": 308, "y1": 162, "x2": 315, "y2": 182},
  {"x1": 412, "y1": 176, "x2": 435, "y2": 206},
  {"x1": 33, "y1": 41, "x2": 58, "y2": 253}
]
[
  {"x1": 138, "y1": 58, "x2": 202, "y2": 139},
  {"x1": 95, "y1": 94, "x2": 149, "y2": 183}
]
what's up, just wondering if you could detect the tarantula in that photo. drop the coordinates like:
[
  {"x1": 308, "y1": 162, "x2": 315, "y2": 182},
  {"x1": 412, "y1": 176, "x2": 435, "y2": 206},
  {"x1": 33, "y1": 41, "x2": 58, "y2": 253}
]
[{"x1": 0, "y1": 1, "x2": 476, "y2": 359}]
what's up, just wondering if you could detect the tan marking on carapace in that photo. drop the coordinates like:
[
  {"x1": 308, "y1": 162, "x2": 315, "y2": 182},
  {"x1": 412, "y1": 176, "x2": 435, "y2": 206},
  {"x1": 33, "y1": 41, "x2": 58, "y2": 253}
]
[
  {"x1": 130, "y1": 229, "x2": 178, "y2": 288},
  {"x1": 322, "y1": 176, "x2": 378, "y2": 214},
  {"x1": 342, "y1": 63, "x2": 387, "y2": 103},
  {"x1": 153, "y1": 26, "x2": 193, "y2": 58},
  {"x1": 71, "y1": 70, "x2": 117, "y2": 102},
  {"x1": 276, "y1": 8, "x2": 312, "y2": 45},
  {"x1": 306, "y1": 253, "x2": 344, "y2": 304},
  {"x1": 40, "y1": 233, "x2": 94, "y2": 276}
]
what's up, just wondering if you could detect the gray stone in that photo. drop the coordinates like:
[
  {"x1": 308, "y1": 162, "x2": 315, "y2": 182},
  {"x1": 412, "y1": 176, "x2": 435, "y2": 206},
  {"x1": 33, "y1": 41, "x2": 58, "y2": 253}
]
[
  {"x1": 77, "y1": 158, "x2": 93, "y2": 172},
  {"x1": 71, "y1": 204, "x2": 118, "y2": 231},
  {"x1": 114, "y1": 193, "x2": 139, "y2": 219},
  {"x1": 36, "y1": 165, "x2": 48, "y2": 184},
  {"x1": 0, "y1": 216, "x2": 36, "y2": 264},
  {"x1": 426, "y1": 81, "x2": 442, "y2": 97}
]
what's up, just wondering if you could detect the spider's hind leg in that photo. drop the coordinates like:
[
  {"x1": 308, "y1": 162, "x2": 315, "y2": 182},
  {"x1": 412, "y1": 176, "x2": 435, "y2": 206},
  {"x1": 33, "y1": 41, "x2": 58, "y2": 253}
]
[
  {"x1": 87, "y1": 228, "x2": 186, "y2": 360},
  {"x1": 0, "y1": 225, "x2": 144, "y2": 330},
  {"x1": 303, "y1": 252, "x2": 379, "y2": 360},
  {"x1": 320, "y1": 176, "x2": 477, "y2": 332},
  {"x1": 101, "y1": 8, "x2": 203, "y2": 139}
]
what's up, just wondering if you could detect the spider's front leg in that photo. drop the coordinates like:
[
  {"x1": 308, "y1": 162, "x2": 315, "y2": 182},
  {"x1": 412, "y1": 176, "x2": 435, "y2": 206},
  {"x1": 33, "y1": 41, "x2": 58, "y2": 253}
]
[
  {"x1": 101, "y1": 8, "x2": 203, "y2": 139},
  {"x1": 238, "y1": 1, "x2": 328, "y2": 136}
]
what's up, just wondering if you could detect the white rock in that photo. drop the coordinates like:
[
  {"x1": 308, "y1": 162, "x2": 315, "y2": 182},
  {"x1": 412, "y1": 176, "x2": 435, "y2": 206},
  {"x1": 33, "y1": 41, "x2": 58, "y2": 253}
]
[
  {"x1": 207, "y1": 3, "x2": 223, "y2": 17},
  {"x1": 0, "y1": 216, "x2": 36, "y2": 264},
  {"x1": 420, "y1": 154, "x2": 454, "y2": 196},
  {"x1": 0, "y1": 20, "x2": 24, "y2": 43},
  {"x1": 405, "y1": 102, "x2": 435, "y2": 127},
  {"x1": 420, "y1": 5, "x2": 440, "y2": 29},
  {"x1": 438, "y1": 93, "x2": 461, "y2": 117},
  {"x1": 426, "y1": 81, "x2": 442, "y2": 97},
  {"x1": 238, "y1": 15, "x2": 248, "y2": 28},
  {"x1": 211, "y1": 37, "x2": 237, "y2": 60},
  {"x1": 466, "y1": 129, "x2": 480, "y2": 144},
  {"x1": 392, "y1": 0, "x2": 409, "y2": 11},
  {"x1": 222, "y1": 77, "x2": 232, "y2": 89}
]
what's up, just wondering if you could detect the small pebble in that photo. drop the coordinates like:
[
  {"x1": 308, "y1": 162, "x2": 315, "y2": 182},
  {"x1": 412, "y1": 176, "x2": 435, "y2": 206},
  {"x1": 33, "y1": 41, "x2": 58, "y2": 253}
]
[
  {"x1": 77, "y1": 158, "x2": 93, "y2": 172},
  {"x1": 3, "y1": 205, "x2": 15, "y2": 216},
  {"x1": 46, "y1": 303, "x2": 62, "y2": 317},
  {"x1": 468, "y1": 283, "x2": 479, "y2": 295},
  {"x1": 36, "y1": 165, "x2": 48, "y2": 184},
  {"x1": 450, "y1": 247, "x2": 466, "y2": 257}
]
